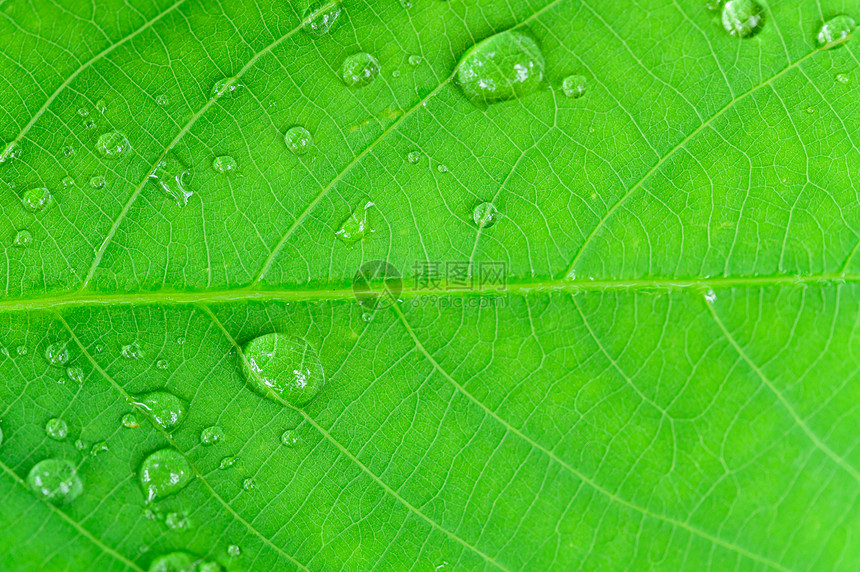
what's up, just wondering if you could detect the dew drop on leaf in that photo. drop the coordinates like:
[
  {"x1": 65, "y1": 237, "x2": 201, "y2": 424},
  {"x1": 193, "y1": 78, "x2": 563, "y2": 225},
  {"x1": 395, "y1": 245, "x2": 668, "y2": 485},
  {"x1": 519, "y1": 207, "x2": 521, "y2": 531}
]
[
  {"x1": 96, "y1": 131, "x2": 131, "y2": 158},
  {"x1": 408, "y1": 54, "x2": 422, "y2": 66},
  {"x1": 0, "y1": 140, "x2": 22, "y2": 164},
  {"x1": 139, "y1": 448, "x2": 192, "y2": 503},
  {"x1": 74, "y1": 438, "x2": 86, "y2": 451},
  {"x1": 61, "y1": 176, "x2": 76, "y2": 189},
  {"x1": 164, "y1": 511, "x2": 190, "y2": 530},
  {"x1": 212, "y1": 155, "x2": 237, "y2": 173},
  {"x1": 96, "y1": 99, "x2": 107, "y2": 113},
  {"x1": 407, "y1": 150, "x2": 421, "y2": 164},
  {"x1": 147, "y1": 552, "x2": 220, "y2": 572},
  {"x1": 200, "y1": 425, "x2": 224, "y2": 445},
  {"x1": 122, "y1": 341, "x2": 144, "y2": 360},
  {"x1": 455, "y1": 31, "x2": 545, "y2": 105},
  {"x1": 437, "y1": 164, "x2": 449, "y2": 173},
  {"x1": 836, "y1": 73, "x2": 850, "y2": 84},
  {"x1": 562, "y1": 75, "x2": 587, "y2": 99},
  {"x1": 45, "y1": 342, "x2": 69, "y2": 366},
  {"x1": 13, "y1": 230, "x2": 32, "y2": 248},
  {"x1": 227, "y1": 545, "x2": 241, "y2": 558},
  {"x1": 22, "y1": 187, "x2": 54, "y2": 212},
  {"x1": 156, "y1": 358, "x2": 169, "y2": 370},
  {"x1": 122, "y1": 413, "x2": 139, "y2": 428},
  {"x1": 818, "y1": 15, "x2": 855, "y2": 47},
  {"x1": 66, "y1": 365, "x2": 84, "y2": 383},
  {"x1": 303, "y1": 0, "x2": 342, "y2": 36},
  {"x1": 89, "y1": 175, "x2": 106, "y2": 189},
  {"x1": 281, "y1": 429, "x2": 300, "y2": 447},
  {"x1": 132, "y1": 391, "x2": 186, "y2": 431},
  {"x1": 156, "y1": 94, "x2": 169, "y2": 106},
  {"x1": 284, "y1": 126, "x2": 313, "y2": 155},
  {"x1": 148, "y1": 154, "x2": 193, "y2": 207},
  {"x1": 473, "y1": 202, "x2": 500, "y2": 228},
  {"x1": 16, "y1": 345, "x2": 27, "y2": 356},
  {"x1": 27, "y1": 459, "x2": 82, "y2": 504},
  {"x1": 721, "y1": 0, "x2": 765, "y2": 38},
  {"x1": 90, "y1": 440, "x2": 108, "y2": 456},
  {"x1": 45, "y1": 418, "x2": 68, "y2": 441},
  {"x1": 219, "y1": 456, "x2": 238, "y2": 470},
  {"x1": 341, "y1": 52, "x2": 381, "y2": 88},
  {"x1": 242, "y1": 478, "x2": 256, "y2": 490},
  {"x1": 61, "y1": 145, "x2": 75, "y2": 158},
  {"x1": 211, "y1": 76, "x2": 242, "y2": 98},
  {"x1": 335, "y1": 201, "x2": 373, "y2": 245},
  {"x1": 242, "y1": 333, "x2": 325, "y2": 406}
]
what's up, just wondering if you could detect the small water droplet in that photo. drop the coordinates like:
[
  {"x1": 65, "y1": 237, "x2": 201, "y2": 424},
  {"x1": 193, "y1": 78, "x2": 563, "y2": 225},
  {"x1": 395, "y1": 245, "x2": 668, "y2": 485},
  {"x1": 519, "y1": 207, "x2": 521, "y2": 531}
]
[
  {"x1": 335, "y1": 201, "x2": 373, "y2": 245},
  {"x1": 200, "y1": 425, "x2": 224, "y2": 445},
  {"x1": 156, "y1": 359, "x2": 169, "y2": 370},
  {"x1": 146, "y1": 552, "x2": 219, "y2": 572},
  {"x1": 148, "y1": 153, "x2": 192, "y2": 207},
  {"x1": 122, "y1": 413, "x2": 139, "y2": 428},
  {"x1": 89, "y1": 175, "x2": 106, "y2": 189},
  {"x1": 77, "y1": 108, "x2": 89, "y2": 117},
  {"x1": 66, "y1": 365, "x2": 84, "y2": 383},
  {"x1": 75, "y1": 438, "x2": 86, "y2": 451},
  {"x1": 242, "y1": 333, "x2": 325, "y2": 406},
  {"x1": 407, "y1": 150, "x2": 421, "y2": 164},
  {"x1": 22, "y1": 187, "x2": 54, "y2": 212},
  {"x1": 96, "y1": 131, "x2": 131, "y2": 158},
  {"x1": 27, "y1": 459, "x2": 82, "y2": 504},
  {"x1": 818, "y1": 15, "x2": 855, "y2": 48},
  {"x1": 156, "y1": 94, "x2": 169, "y2": 106},
  {"x1": 391, "y1": 70, "x2": 401, "y2": 78},
  {"x1": 408, "y1": 54, "x2": 422, "y2": 67},
  {"x1": 455, "y1": 31, "x2": 545, "y2": 105},
  {"x1": 303, "y1": 0, "x2": 342, "y2": 36},
  {"x1": 280, "y1": 429, "x2": 300, "y2": 447},
  {"x1": 0, "y1": 140, "x2": 22, "y2": 164},
  {"x1": 139, "y1": 448, "x2": 192, "y2": 503},
  {"x1": 437, "y1": 164, "x2": 449, "y2": 173},
  {"x1": 212, "y1": 155, "x2": 237, "y2": 173},
  {"x1": 562, "y1": 75, "x2": 587, "y2": 99},
  {"x1": 473, "y1": 202, "x2": 500, "y2": 228},
  {"x1": 806, "y1": 106, "x2": 816, "y2": 114},
  {"x1": 227, "y1": 545, "x2": 241, "y2": 558},
  {"x1": 96, "y1": 99, "x2": 107, "y2": 113},
  {"x1": 45, "y1": 342, "x2": 70, "y2": 366},
  {"x1": 836, "y1": 73, "x2": 850, "y2": 84},
  {"x1": 61, "y1": 176, "x2": 76, "y2": 189},
  {"x1": 90, "y1": 440, "x2": 109, "y2": 456},
  {"x1": 45, "y1": 418, "x2": 68, "y2": 441},
  {"x1": 341, "y1": 52, "x2": 381, "y2": 88},
  {"x1": 84, "y1": 119, "x2": 97, "y2": 130},
  {"x1": 721, "y1": 0, "x2": 765, "y2": 38},
  {"x1": 242, "y1": 478, "x2": 256, "y2": 490},
  {"x1": 16, "y1": 345, "x2": 27, "y2": 356},
  {"x1": 219, "y1": 456, "x2": 238, "y2": 470},
  {"x1": 284, "y1": 126, "x2": 313, "y2": 155},
  {"x1": 13, "y1": 230, "x2": 32, "y2": 248},
  {"x1": 164, "y1": 511, "x2": 190, "y2": 530},
  {"x1": 176, "y1": 336, "x2": 186, "y2": 345},
  {"x1": 61, "y1": 145, "x2": 75, "y2": 158},
  {"x1": 211, "y1": 76, "x2": 242, "y2": 98},
  {"x1": 132, "y1": 392, "x2": 186, "y2": 431},
  {"x1": 122, "y1": 341, "x2": 144, "y2": 360}
]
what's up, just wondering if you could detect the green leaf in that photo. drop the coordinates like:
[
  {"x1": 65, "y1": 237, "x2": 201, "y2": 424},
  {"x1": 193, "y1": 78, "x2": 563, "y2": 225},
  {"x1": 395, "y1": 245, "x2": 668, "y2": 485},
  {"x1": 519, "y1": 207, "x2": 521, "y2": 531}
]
[{"x1": 0, "y1": 0, "x2": 858, "y2": 570}]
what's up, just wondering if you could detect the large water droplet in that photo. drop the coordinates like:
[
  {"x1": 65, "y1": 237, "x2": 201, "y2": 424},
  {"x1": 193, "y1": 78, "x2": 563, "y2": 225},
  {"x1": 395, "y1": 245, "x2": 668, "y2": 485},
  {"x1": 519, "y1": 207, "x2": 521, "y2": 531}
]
[
  {"x1": 27, "y1": 459, "x2": 83, "y2": 504},
  {"x1": 96, "y1": 131, "x2": 131, "y2": 158},
  {"x1": 147, "y1": 552, "x2": 221, "y2": 572},
  {"x1": 45, "y1": 418, "x2": 68, "y2": 441},
  {"x1": 22, "y1": 187, "x2": 54, "y2": 212},
  {"x1": 0, "y1": 140, "x2": 22, "y2": 164},
  {"x1": 284, "y1": 126, "x2": 313, "y2": 155},
  {"x1": 148, "y1": 154, "x2": 192, "y2": 207},
  {"x1": 721, "y1": 0, "x2": 765, "y2": 38},
  {"x1": 45, "y1": 342, "x2": 70, "y2": 366},
  {"x1": 132, "y1": 391, "x2": 186, "y2": 431},
  {"x1": 473, "y1": 202, "x2": 500, "y2": 228},
  {"x1": 455, "y1": 31, "x2": 545, "y2": 105},
  {"x1": 341, "y1": 52, "x2": 381, "y2": 88},
  {"x1": 139, "y1": 448, "x2": 192, "y2": 503},
  {"x1": 242, "y1": 334, "x2": 325, "y2": 406},
  {"x1": 335, "y1": 201, "x2": 373, "y2": 245},
  {"x1": 303, "y1": 1, "x2": 342, "y2": 36},
  {"x1": 212, "y1": 155, "x2": 237, "y2": 173},
  {"x1": 211, "y1": 77, "x2": 242, "y2": 98},
  {"x1": 200, "y1": 425, "x2": 224, "y2": 445},
  {"x1": 818, "y1": 15, "x2": 855, "y2": 47},
  {"x1": 562, "y1": 75, "x2": 587, "y2": 99},
  {"x1": 13, "y1": 230, "x2": 32, "y2": 248}
]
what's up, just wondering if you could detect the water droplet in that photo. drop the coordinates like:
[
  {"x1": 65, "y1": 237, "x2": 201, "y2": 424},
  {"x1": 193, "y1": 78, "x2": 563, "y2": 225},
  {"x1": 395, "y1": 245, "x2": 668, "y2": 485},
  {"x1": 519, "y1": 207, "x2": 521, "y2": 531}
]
[
  {"x1": 45, "y1": 418, "x2": 68, "y2": 441},
  {"x1": 836, "y1": 73, "x2": 850, "y2": 84},
  {"x1": 176, "y1": 336, "x2": 186, "y2": 345},
  {"x1": 408, "y1": 54, "x2": 422, "y2": 66},
  {"x1": 77, "y1": 108, "x2": 89, "y2": 117},
  {"x1": 335, "y1": 201, "x2": 373, "y2": 245},
  {"x1": 704, "y1": 289, "x2": 717, "y2": 303},
  {"x1": 219, "y1": 456, "x2": 238, "y2": 470},
  {"x1": 391, "y1": 70, "x2": 401, "y2": 78},
  {"x1": 341, "y1": 52, "x2": 381, "y2": 88},
  {"x1": 22, "y1": 187, "x2": 54, "y2": 212},
  {"x1": 0, "y1": 140, "x2": 22, "y2": 164},
  {"x1": 227, "y1": 545, "x2": 241, "y2": 558},
  {"x1": 61, "y1": 145, "x2": 75, "y2": 158},
  {"x1": 96, "y1": 131, "x2": 131, "y2": 158},
  {"x1": 164, "y1": 511, "x2": 190, "y2": 530},
  {"x1": 27, "y1": 459, "x2": 82, "y2": 504},
  {"x1": 66, "y1": 365, "x2": 84, "y2": 383},
  {"x1": 818, "y1": 15, "x2": 855, "y2": 47},
  {"x1": 212, "y1": 155, "x2": 237, "y2": 173},
  {"x1": 96, "y1": 99, "x2": 107, "y2": 113},
  {"x1": 156, "y1": 358, "x2": 169, "y2": 370},
  {"x1": 0, "y1": 426, "x2": 3, "y2": 446},
  {"x1": 437, "y1": 164, "x2": 449, "y2": 173},
  {"x1": 200, "y1": 425, "x2": 224, "y2": 445},
  {"x1": 61, "y1": 176, "x2": 76, "y2": 189},
  {"x1": 473, "y1": 202, "x2": 500, "y2": 228},
  {"x1": 721, "y1": 0, "x2": 765, "y2": 38},
  {"x1": 45, "y1": 342, "x2": 69, "y2": 366},
  {"x1": 407, "y1": 150, "x2": 421, "y2": 164},
  {"x1": 89, "y1": 175, "x2": 106, "y2": 189},
  {"x1": 156, "y1": 94, "x2": 169, "y2": 106},
  {"x1": 284, "y1": 126, "x2": 313, "y2": 155},
  {"x1": 242, "y1": 333, "x2": 325, "y2": 406},
  {"x1": 122, "y1": 341, "x2": 144, "y2": 360},
  {"x1": 74, "y1": 438, "x2": 86, "y2": 451},
  {"x1": 242, "y1": 478, "x2": 256, "y2": 490},
  {"x1": 90, "y1": 440, "x2": 108, "y2": 456},
  {"x1": 139, "y1": 448, "x2": 192, "y2": 503},
  {"x1": 122, "y1": 413, "x2": 139, "y2": 428},
  {"x1": 13, "y1": 230, "x2": 32, "y2": 248},
  {"x1": 132, "y1": 391, "x2": 186, "y2": 431},
  {"x1": 455, "y1": 31, "x2": 545, "y2": 105},
  {"x1": 280, "y1": 429, "x2": 300, "y2": 447},
  {"x1": 148, "y1": 153, "x2": 192, "y2": 207},
  {"x1": 806, "y1": 106, "x2": 816, "y2": 114},
  {"x1": 147, "y1": 552, "x2": 220, "y2": 572},
  {"x1": 211, "y1": 76, "x2": 242, "y2": 98},
  {"x1": 84, "y1": 119, "x2": 97, "y2": 130},
  {"x1": 562, "y1": 75, "x2": 587, "y2": 99},
  {"x1": 303, "y1": 0, "x2": 342, "y2": 36},
  {"x1": 16, "y1": 345, "x2": 27, "y2": 356}
]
